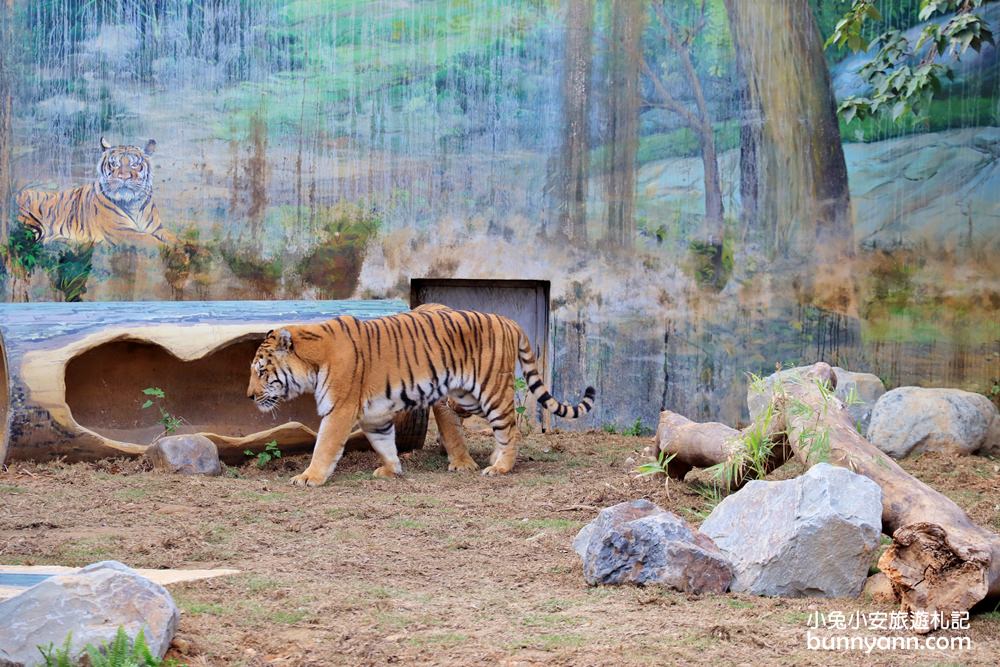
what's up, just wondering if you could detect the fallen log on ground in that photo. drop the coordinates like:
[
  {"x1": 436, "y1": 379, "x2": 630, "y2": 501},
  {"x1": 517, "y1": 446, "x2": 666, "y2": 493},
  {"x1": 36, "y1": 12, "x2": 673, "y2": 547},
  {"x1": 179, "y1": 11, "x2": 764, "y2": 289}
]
[
  {"x1": 653, "y1": 410, "x2": 790, "y2": 491},
  {"x1": 653, "y1": 361, "x2": 1000, "y2": 619}
]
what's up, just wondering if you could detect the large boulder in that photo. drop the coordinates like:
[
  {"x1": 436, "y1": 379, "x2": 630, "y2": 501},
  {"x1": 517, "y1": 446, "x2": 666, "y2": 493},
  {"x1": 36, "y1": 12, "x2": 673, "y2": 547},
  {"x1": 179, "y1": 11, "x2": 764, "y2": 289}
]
[
  {"x1": 573, "y1": 500, "x2": 733, "y2": 594},
  {"x1": 700, "y1": 464, "x2": 882, "y2": 598},
  {"x1": 747, "y1": 366, "x2": 885, "y2": 433},
  {"x1": 866, "y1": 387, "x2": 1000, "y2": 458},
  {"x1": 145, "y1": 434, "x2": 222, "y2": 475},
  {"x1": 0, "y1": 561, "x2": 179, "y2": 665}
]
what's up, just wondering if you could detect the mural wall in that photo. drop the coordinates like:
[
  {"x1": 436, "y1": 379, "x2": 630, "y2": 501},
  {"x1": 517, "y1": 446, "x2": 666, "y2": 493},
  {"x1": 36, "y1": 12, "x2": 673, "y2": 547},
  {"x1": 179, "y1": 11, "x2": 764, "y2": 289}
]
[{"x1": 1, "y1": 0, "x2": 998, "y2": 428}]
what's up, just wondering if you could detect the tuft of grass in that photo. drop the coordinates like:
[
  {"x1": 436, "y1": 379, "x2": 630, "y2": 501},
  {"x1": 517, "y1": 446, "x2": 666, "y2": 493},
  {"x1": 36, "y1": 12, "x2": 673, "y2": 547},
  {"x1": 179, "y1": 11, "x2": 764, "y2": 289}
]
[
  {"x1": 621, "y1": 418, "x2": 646, "y2": 437},
  {"x1": 113, "y1": 488, "x2": 148, "y2": 501}
]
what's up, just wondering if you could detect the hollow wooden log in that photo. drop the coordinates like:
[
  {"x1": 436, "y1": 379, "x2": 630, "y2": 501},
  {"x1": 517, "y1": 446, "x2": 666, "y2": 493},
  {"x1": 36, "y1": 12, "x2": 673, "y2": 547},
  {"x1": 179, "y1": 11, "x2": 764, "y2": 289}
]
[
  {"x1": 780, "y1": 363, "x2": 1000, "y2": 617},
  {"x1": 653, "y1": 410, "x2": 791, "y2": 490},
  {"x1": 0, "y1": 300, "x2": 427, "y2": 465}
]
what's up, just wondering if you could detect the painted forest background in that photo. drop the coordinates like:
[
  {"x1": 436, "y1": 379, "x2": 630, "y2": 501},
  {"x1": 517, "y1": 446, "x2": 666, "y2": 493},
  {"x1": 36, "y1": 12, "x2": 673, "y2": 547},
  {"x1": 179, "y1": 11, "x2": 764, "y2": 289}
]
[{"x1": 0, "y1": 0, "x2": 997, "y2": 428}]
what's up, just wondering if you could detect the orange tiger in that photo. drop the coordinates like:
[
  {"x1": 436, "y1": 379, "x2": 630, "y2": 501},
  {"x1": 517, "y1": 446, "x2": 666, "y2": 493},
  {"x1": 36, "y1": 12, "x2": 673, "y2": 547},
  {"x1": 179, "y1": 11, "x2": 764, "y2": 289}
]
[
  {"x1": 246, "y1": 303, "x2": 596, "y2": 486},
  {"x1": 16, "y1": 137, "x2": 170, "y2": 246}
]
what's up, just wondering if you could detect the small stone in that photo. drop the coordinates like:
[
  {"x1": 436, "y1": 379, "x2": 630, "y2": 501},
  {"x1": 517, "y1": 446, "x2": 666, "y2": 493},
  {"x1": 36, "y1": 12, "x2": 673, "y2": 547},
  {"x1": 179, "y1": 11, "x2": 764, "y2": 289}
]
[
  {"x1": 0, "y1": 560, "x2": 179, "y2": 665},
  {"x1": 866, "y1": 387, "x2": 1000, "y2": 458},
  {"x1": 700, "y1": 464, "x2": 882, "y2": 598},
  {"x1": 574, "y1": 500, "x2": 733, "y2": 594},
  {"x1": 145, "y1": 434, "x2": 222, "y2": 476}
]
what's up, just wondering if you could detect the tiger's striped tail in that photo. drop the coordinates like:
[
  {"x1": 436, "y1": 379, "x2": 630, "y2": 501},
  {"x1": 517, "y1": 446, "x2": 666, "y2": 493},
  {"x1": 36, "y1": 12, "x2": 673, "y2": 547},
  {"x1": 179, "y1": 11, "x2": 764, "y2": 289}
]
[{"x1": 517, "y1": 330, "x2": 596, "y2": 419}]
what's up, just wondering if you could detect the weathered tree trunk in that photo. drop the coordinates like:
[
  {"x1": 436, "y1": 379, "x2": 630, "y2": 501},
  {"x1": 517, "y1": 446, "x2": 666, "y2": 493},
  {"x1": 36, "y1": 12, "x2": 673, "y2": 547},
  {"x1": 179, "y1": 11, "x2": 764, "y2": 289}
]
[
  {"x1": 558, "y1": 0, "x2": 594, "y2": 245},
  {"x1": 653, "y1": 362, "x2": 1000, "y2": 617},
  {"x1": 0, "y1": 300, "x2": 426, "y2": 465},
  {"x1": 723, "y1": 0, "x2": 855, "y2": 311},
  {"x1": 604, "y1": 0, "x2": 645, "y2": 248}
]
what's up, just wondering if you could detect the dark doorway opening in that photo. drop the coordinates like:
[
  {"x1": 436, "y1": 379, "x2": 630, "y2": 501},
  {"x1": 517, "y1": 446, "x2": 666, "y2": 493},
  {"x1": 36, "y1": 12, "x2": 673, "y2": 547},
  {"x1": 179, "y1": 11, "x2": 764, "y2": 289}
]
[{"x1": 410, "y1": 278, "x2": 552, "y2": 429}]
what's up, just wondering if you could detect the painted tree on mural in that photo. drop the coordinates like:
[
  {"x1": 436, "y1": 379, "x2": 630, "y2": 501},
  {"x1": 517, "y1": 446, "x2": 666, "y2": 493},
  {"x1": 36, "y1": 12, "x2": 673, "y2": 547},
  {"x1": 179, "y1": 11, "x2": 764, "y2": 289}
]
[
  {"x1": 557, "y1": 0, "x2": 594, "y2": 246},
  {"x1": 724, "y1": 0, "x2": 854, "y2": 311},
  {"x1": 641, "y1": 1, "x2": 726, "y2": 242},
  {"x1": 604, "y1": 0, "x2": 646, "y2": 249}
]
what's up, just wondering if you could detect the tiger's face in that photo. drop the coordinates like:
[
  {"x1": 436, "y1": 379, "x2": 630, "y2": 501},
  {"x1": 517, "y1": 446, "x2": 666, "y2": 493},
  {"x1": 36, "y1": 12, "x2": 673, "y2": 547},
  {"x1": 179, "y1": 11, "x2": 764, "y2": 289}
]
[
  {"x1": 247, "y1": 329, "x2": 315, "y2": 412},
  {"x1": 97, "y1": 137, "x2": 156, "y2": 207}
]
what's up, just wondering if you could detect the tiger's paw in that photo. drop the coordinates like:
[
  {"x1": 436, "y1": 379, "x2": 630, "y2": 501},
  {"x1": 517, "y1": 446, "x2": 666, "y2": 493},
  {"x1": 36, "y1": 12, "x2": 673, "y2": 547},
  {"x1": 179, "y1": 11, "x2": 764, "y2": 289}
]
[
  {"x1": 373, "y1": 465, "x2": 402, "y2": 479},
  {"x1": 290, "y1": 469, "x2": 328, "y2": 487},
  {"x1": 447, "y1": 457, "x2": 480, "y2": 473},
  {"x1": 480, "y1": 463, "x2": 512, "y2": 476}
]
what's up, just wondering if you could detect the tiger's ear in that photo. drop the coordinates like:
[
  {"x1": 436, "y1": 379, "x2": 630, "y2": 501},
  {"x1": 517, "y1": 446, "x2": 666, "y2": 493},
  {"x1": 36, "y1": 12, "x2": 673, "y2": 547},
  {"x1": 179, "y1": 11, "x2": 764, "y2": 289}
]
[
  {"x1": 100, "y1": 137, "x2": 111, "y2": 150},
  {"x1": 144, "y1": 139, "x2": 157, "y2": 156},
  {"x1": 276, "y1": 329, "x2": 293, "y2": 352}
]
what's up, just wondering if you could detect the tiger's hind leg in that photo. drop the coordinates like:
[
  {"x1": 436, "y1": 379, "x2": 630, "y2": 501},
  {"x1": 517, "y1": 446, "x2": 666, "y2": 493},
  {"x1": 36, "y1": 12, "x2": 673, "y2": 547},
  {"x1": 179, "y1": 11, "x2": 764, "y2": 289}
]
[
  {"x1": 362, "y1": 419, "x2": 403, "y2": 479},
  {"x1": 481, "y1": 385, "x2": 520, "y2": 476},
  {"x1": 432, "y1": 400, "x2": 479, "y2": 472}
]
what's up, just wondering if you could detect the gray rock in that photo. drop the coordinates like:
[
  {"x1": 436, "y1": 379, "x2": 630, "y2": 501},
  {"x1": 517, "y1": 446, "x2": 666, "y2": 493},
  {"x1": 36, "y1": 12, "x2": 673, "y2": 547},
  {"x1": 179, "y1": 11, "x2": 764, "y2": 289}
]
[
  {"x1": 866, "y1": 387, "x2": 1000, "y2": 458},
  {"x1": 145, "y1": 434, "x2": 221, "y2": 475},
  {"x1": 747, "y1": 366, "x2": 885, "y2": 432},
  {"x1": 700, "y1": 464, "x2": 882, "y2": 598},
  {"x1": 574, "y1": 500, "x2": 733, "y2": 594},
  {"x1": 0, "y1": 561, "x2": 179, "y2": 665}
]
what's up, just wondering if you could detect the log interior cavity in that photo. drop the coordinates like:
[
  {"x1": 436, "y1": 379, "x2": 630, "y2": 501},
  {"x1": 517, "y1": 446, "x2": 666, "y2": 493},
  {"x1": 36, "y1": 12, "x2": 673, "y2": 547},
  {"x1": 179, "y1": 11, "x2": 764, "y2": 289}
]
[{"x1": 64, "y1": 338, "x2": 320, "y2": 445}]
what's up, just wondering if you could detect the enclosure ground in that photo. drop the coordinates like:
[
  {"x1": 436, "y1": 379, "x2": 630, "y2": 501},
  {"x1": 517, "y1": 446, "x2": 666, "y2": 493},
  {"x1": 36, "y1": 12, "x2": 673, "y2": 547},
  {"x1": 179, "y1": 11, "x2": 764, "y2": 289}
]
[{"x1": 2, "y1": 428, "x2": 999, "y2": 666}]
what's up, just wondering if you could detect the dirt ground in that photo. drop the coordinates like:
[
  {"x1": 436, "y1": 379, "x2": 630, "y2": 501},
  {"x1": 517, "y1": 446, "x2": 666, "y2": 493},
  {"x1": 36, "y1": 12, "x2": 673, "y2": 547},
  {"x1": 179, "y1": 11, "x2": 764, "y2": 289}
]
[{"x1": 2, "y1": 426, "x2": 999, "y2": 666}]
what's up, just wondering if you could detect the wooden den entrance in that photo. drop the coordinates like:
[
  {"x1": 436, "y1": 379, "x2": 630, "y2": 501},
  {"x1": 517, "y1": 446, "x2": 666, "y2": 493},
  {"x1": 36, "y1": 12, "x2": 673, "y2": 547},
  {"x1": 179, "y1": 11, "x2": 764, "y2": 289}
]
[{"x1": 410, "y1": 279, "x2": 552, "y2": 430}]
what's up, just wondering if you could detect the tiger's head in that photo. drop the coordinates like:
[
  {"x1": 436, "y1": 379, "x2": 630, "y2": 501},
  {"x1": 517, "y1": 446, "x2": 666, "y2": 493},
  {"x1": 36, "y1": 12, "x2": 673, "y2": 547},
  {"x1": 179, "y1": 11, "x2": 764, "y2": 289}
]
[
  {"x1": 97, "y1": 137, "x2": 156, "y2": 208},
  {"x1": 247, "y1": 329, "x2": 316, "y2": 412}
]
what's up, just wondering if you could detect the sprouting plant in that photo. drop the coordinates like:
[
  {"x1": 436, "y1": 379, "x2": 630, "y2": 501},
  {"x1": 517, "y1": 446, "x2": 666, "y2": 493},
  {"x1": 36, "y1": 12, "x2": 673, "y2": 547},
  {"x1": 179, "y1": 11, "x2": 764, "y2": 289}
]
[
  {"x1": 601, "y1": 422, "x2": 618, "y2": 434},
  {"x1": 39, "y1": 627, "x2": 165, "y2": 667},
  {"x1": 634, "y1": 449, "x2": 679, "y2": 498},
  {"x1": 513, "y1": 376, "x2": 532, "y2": 434},
  {"x1": 85, "y1": 627, "x2": 160, "y2": 667},
  {"x1": 691, "y1": 481, "x2": 724, "y2": 520},
  {"x1": 622, "y1": 418, "x2": 645, "y2": 437},
  {"x1": 244, "y1": 440, "x2": 282, "y2": 468},
  {"x1": 708, "y1": 400, "x2": 779, "y2": 489},
  {"x1": 745, "y1": 371, "x2": 767, "y2": 396},
  {"x1": 37, "y1": 632, "x2": 74, "y2": 667},
  {"x1": 141, "y1": 387, "x2": 184, "y2": 439},
  {"x1": 843, "y1": 385, "x2": 864, "y2": 407}
]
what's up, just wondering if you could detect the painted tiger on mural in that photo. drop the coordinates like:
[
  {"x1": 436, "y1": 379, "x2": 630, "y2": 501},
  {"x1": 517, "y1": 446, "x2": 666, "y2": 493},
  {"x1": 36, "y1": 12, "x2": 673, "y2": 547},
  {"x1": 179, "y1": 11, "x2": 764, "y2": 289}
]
[
  {"x1": 246, "y1": 303, "x2": 596, "y2": 486},
  {"x1": 15, "y1": 137, "x2": 169, "y2": 246}
]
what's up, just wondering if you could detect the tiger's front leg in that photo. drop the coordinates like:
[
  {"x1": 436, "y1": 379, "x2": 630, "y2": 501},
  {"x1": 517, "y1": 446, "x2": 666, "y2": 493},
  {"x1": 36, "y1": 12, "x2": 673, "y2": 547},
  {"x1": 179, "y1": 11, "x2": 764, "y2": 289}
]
[
  {"x1": 361, "y1": 417, "x2": 403, "y2": 479},
  {"x1": 290, "y1": 406, "x2": 355, "y2": 487}
]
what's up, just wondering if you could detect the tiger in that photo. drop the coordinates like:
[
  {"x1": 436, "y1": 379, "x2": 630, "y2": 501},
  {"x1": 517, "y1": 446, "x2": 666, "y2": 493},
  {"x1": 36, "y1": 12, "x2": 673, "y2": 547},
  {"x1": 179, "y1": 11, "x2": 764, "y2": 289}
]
[
  {"x1": 246, "y1": 303, "x2": 596, "y2": 487},
  {"x1": 15, "y1": 137, "x2": 170, "y2": 246}
]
